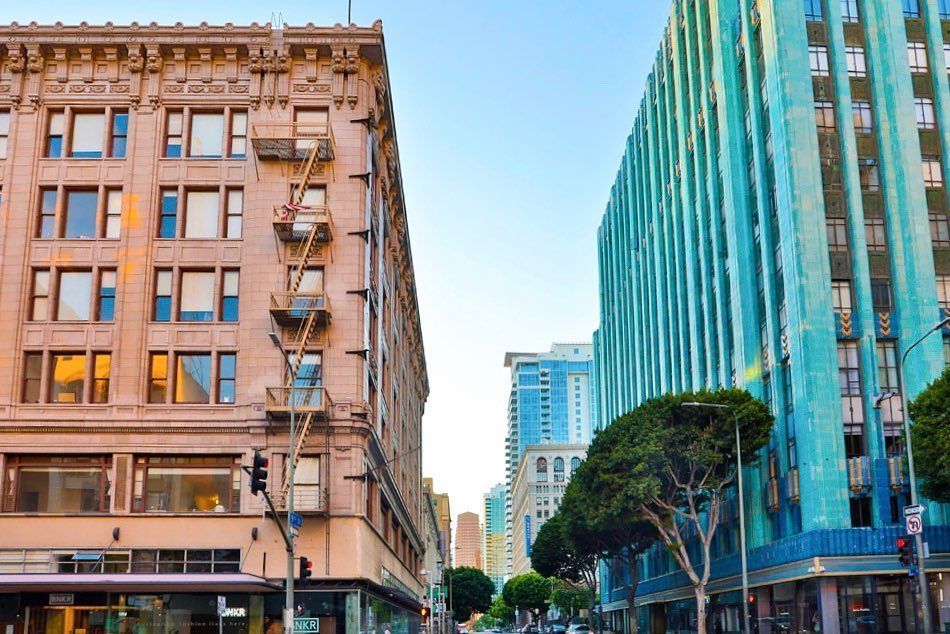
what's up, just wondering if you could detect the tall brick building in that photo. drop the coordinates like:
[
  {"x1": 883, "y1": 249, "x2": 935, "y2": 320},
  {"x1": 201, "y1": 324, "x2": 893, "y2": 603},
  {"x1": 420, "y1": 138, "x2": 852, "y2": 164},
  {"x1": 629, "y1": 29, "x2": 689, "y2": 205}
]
[{"x1": 0, "y1": 20, "x2": 428, "y2": 634}]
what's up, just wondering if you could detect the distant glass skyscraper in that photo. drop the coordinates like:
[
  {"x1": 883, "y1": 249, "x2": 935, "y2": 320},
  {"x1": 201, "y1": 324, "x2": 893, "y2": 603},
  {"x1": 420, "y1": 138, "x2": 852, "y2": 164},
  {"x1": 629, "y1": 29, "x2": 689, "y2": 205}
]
[
  {"x1": 483, "y1": 483, "x2": 506, "y2": 593},
  {"x1": 503, "y1": 343, "x2": 596, "y2": 574}
]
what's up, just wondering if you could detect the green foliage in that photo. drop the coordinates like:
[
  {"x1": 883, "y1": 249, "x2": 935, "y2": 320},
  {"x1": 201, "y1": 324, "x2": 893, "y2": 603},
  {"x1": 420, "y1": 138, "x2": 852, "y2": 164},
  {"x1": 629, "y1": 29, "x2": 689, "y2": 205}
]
[
  {"x1": 488, "y1": 595, "x2": 515, "y2": 624},
  {"x1": 474, "y1": 614, "x2": 499, "y2": 631},
  {"x1": 531, "y1": 513, "x2": 589, "y2": 582},
  {"x1": 506, "y1": 572, "x2": 552, "y2": 614},
  {"x1": 444, "y1": 566, "x2": 495, "y2": 622},
  {"x1": 550, "y1": 583, "x2": 587, "y2": 614},
  {"x1": 910, "y1": 366, "x2": 950, "y2": 503}
]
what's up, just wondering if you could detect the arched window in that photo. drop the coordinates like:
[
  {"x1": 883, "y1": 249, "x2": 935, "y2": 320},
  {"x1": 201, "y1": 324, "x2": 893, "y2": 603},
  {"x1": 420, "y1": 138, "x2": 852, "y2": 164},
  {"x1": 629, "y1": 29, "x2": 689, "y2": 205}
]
[
  {"x1": 570, "y1": 457, "x2": 581, "y2": 474},
  {"x1": 553, "y1": 457, "x2": 565, "y2": 482},
  {"x1": 536, "y1": 458, "x2": 548, "y2": 482}
]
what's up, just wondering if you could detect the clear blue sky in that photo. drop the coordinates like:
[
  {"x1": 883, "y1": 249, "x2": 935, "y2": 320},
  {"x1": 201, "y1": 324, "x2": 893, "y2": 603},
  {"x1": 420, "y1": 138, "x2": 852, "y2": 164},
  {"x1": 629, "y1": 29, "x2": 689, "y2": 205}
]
[{"x1": 4, "y1": 1, "x2": 670, "y2": 521}]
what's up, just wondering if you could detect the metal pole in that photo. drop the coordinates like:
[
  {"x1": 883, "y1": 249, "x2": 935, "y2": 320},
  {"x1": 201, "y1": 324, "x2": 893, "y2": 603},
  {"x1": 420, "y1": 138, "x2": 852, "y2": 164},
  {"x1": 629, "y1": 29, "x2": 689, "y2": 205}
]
[
  {"x1": 285, "y1": 379, "x2": 296, "y2": 634},
  {"x1": 897, "y1": 317, "x2": 948, "y2": 634},
  {"x1": 736, "y1": 417, "x2": 750, "y2": 634}
]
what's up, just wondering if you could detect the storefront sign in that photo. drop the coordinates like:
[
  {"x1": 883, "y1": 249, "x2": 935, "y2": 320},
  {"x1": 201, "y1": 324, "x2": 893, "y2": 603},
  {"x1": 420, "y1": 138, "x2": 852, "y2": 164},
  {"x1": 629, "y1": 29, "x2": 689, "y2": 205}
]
[
  {"x1": 49, "y1": 594, "x2": 74, "y2": 606},
  {"x1": 221, "y1": 608, "x2": 246, "y2": 618},
  {"x1": 294, "y1": 617, "x2": 319, "y2": 633}
]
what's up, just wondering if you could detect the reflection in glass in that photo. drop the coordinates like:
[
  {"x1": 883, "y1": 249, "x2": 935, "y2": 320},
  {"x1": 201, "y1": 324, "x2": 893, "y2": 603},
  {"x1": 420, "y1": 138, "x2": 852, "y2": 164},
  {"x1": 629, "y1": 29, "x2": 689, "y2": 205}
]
[
  {"x1": 71, "y1": 113, "x2": 105, "y2": 158},
  {"x1": 16, "y1": 467, "x2": 102, "y2": 512},
  {"x1": 64, "y1": 191, "x2": 98, "y2": 239},
  {"x1": 176, "y1": 354, "x2": 211, "y2": 403},
  {"x1": 180, "y1": 272, "x2": 215, "y2": 321},
  {"x1": 145, "y1": 467, "x2": 230, "y2": 512},
  {"x1": 57, "y1": 271, "x2": 92, "y2": 320},
  {"x1": 51, "y1": 353, "x2": 85, "y2": 403}
]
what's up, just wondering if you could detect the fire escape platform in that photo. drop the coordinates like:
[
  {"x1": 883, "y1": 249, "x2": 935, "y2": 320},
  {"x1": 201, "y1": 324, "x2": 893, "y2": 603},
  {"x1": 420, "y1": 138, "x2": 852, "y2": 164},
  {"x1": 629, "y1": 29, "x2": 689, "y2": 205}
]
[{"x1": 251, "y1": 122, "x2": 335, "y2": 161}]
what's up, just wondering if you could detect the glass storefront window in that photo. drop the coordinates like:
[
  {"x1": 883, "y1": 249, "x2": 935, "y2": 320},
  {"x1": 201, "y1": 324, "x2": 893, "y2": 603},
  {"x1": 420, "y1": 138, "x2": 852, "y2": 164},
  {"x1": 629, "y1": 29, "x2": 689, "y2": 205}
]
[
  {"x1": 3, "y1": 456, "x2": 111, "y2": 513},
  {"x1": 134, "y1": 457, "x2": 240, "y2": 513}
]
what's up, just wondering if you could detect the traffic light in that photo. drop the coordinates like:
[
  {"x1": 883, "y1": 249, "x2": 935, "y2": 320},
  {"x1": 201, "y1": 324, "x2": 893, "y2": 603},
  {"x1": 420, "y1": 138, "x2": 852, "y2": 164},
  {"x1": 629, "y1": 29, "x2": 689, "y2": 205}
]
[
  {"x1": 421, "y1": 607, "x2": 429, "y2": 624},
  {"x1": 897, "y1": 536, "x2": 914, "y2": 567},
  {"x1": 299, "y1": 556, "x2": 313, "y2": 583},
  {"x1": 250, "y1": 451, "x2": 268, "y2": 495}
]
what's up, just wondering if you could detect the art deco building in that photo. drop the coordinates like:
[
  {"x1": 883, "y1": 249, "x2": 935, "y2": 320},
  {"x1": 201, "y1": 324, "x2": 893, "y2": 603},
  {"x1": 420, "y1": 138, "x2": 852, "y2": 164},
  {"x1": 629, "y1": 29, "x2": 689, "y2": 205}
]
[
  {"x1": 595, "y1": 0, "x2": 950, "y2": 631},
  {"x1": 0, "y1": 20, "x2": 428, "y2": 634}
]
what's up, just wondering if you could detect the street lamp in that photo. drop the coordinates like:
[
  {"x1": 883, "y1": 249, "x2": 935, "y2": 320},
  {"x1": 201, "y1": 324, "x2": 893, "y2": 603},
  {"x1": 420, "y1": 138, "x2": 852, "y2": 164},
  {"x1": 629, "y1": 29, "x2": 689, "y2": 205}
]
[
  {"x1": 680, "y1": 402, "x2": 749, "y2": 634},
  {"x1": 269, "y1": 331, "x2": 298, "y2": 634},
  {"x1": 876, "y1": 316, "x2": 950, "y2": 633}
]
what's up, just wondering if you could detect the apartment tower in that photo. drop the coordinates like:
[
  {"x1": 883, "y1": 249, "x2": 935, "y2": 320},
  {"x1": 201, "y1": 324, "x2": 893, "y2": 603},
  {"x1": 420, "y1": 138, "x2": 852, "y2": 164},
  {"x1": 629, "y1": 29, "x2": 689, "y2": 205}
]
[
  {"x1": 482, "y1": 483, "x2": 506, "y2": 594},
  {"x1": 0, "y1": 20, "x2": 428, "y2": 634},
  {"x1": 595, "y1": 0, "x2": 950, "y2": 631}
]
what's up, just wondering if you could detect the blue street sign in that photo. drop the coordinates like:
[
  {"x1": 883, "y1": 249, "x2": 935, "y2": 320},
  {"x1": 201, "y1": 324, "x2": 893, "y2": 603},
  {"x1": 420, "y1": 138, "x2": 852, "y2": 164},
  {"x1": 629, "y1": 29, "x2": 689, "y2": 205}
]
[{"x1": 289, "y1": 512, "x2": 303, "y2": 529}]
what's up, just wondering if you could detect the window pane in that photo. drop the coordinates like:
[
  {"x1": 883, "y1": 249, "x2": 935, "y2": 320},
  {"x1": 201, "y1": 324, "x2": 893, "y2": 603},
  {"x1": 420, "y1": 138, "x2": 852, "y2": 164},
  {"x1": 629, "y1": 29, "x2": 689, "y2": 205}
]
[
  {"x1": 23, "y1": 354, "x2": 42, "y2": 403},
  {"x1": 32, "y1": 270, "x2": 50, "y2": 320},
  {"x1": 106, "y1": 190, "x2": 122, "y2": 238},
  {"x1": 51, "y1": 353, "x2": 86, "y2": 403},
  {"x1": 189, "y1": 113, "x2": 224, "y2": 158},
  {"x1": 185, "y1": 191, "x2": 219, "y2": 238},
  {"x1": 180, "y1": 272, "x2": 215, "y2": 321},
  {"x1": 223, "y1": 271, "x2": 240, "y2": 296},
  {"x1": 17, "y1": 467, "x2": 102, "y2": 513},
  {"x1": 301, "y1": 187, "x2": 327, "y2": 207},
  {"x1": 57, "y1": 272, "x2": 92, "y2": 321},
  {"x1": 71, "y1": 113, "x2": 105, "y2": 158},
  {"x1": 149, "y1": 354, "x2": 168, "y2": 403},
  {"x1": 176, "y1": 354, "x2": 211, "y2": 403},
  {"x1": 160, "y1": 190, "x2": 178, "y2": 238},
  {"x1": 145, "y1": 467, "x2": 230, "y2": 512},
  {"x1": 64, "y1": 191, "x2": 98, "y2": 239},
  {"x1": 92, "y1": 353, "x2": 111, "y2": 404}
]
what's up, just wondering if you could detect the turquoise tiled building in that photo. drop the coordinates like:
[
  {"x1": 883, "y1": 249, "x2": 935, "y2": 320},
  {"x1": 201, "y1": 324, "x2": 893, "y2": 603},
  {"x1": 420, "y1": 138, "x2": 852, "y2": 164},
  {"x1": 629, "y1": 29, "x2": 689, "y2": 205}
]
[{"x1": 594, "y1": 0, "x2": 950, "y2": 631}]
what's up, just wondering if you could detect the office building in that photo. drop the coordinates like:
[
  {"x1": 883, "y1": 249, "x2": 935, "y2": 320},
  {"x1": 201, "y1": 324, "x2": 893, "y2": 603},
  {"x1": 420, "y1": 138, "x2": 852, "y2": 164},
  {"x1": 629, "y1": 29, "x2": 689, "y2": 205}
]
[
  {"x1": 594, "y1": 0, "x2": 950, "y2": 631},
  {"x1": 454, "y1": 512, "x2": 482, "y2": 570},
  {"x1": 482, "y1": 483, "x2": 506, "y2": 593}
]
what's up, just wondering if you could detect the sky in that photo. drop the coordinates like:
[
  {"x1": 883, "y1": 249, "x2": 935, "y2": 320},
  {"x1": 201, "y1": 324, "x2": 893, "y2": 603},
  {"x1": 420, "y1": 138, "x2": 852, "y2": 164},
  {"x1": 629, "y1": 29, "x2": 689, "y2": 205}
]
[{"x1": 2, "y1": 1, "x2": 670, "y2": 523}]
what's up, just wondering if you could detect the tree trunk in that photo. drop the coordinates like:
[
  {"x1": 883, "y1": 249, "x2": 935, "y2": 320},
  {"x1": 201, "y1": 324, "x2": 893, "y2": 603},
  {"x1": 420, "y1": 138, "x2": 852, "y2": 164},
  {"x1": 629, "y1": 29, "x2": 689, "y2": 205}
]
[
  {"x1": 694, "y1": 585, "x2": 707, "y2": 634},
  {"x1": 624, "y1": 565, "x2": 639, "y2": 634},
  {"x1": 588, "y1": 591, "x2": 599, "y2": 634}
]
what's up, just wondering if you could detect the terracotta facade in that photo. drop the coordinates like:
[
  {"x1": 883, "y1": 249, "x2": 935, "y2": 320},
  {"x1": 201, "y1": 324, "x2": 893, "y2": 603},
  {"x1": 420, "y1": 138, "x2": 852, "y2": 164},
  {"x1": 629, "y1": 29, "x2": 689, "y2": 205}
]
[{"x1": 0, "y1": 20, "x2": 428, "y2": 600}]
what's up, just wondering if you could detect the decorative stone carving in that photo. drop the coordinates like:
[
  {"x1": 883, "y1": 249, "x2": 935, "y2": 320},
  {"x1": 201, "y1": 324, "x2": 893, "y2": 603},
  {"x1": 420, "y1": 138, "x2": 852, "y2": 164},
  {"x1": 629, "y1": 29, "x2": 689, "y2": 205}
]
[
  {"x1": 26, "y1": 52, "x2": 45, "y2": 73},
  {"x1": 146, "y1": 53, "x2": 163, "y2": 73},
  {"x1": 127, "y1": 48, "x2": 144, "y2": 73}
]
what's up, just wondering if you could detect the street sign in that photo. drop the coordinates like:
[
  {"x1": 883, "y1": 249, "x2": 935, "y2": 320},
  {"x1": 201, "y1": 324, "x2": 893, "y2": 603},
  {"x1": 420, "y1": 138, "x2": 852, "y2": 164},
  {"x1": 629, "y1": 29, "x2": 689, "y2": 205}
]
[
  {"x1": 903, "y1": 504, "x2": 926, "y2": 517},
  {"x1": 289, "y1": 512, "x2": 303, "y2": 528},
  {"x1": 217, "y1": 595, "x2": 227, "y2": 617},
  {"x1": 294, "y1": 618, "x2": 320, "y2": 633},
  {"x1": 906, "y1": 513, "x2": 923, "y2": 535}
]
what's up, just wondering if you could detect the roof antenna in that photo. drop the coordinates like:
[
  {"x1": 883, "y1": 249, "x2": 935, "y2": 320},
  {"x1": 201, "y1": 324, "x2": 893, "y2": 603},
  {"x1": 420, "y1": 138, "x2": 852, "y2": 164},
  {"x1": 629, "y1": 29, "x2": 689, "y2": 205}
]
[{"x1": 348, "y1": 0, "x2": 353, "y2": 24}]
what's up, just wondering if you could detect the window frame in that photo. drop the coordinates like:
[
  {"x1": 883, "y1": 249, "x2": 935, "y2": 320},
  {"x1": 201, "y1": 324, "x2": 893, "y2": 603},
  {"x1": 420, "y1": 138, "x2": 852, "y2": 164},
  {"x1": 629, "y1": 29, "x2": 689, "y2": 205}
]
[
  {"x1": 2, "y1": 455, "x2": 112, "y2": 514},
  {"x1": 162, "y1": 108, "x2": 248, "y2": 160},
  {"x1": 908, "y1": 41, "x2": 929, "y2": 74},
  {"x1": 146, "y1": 351, "x2": 238, "y2": 406},
  {"x1": 132, "y1": 455, "x2": 241, "y2": 513}
]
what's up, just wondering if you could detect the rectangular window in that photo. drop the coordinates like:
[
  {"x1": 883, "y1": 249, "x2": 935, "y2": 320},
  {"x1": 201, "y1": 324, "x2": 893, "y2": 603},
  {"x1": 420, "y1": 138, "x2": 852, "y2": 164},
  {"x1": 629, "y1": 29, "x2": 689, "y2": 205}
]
[
  {"x1": 180, "y1": 271, "x2": 215, "y2": 322},
  {"x1": 39, "y1": 189, "x2": 57, "y2": 239},
  {"x1": 5, "y1": 456, "x2": 111, "y2": 513},
  {"x1": 218, "y1": 353, "x2": 236, "y2": 404},
  {"x1": 226, "y1": 189, "x2": 243, "y2": 239},
  {"x1": 98, "y1": 270, "x2": 116, "y2": 321},
  {"x1": 908, "y1": 42, "x2": 929, "y2": 73},
  {"x1": 841, "y1": 0, "x2": 860, "y2": 22},
  {"x1": 838, "y1": 341, "x2": 865, "y2": 458},
  {"x1": 104, "y1": 190, "x2": 122, "y2": 238},
  {"x1": 845, "y1": 46, "x2": 867, "y2": 77},
  {"x1": 92, "y1": 353, "x2": 111, "y2": 404},
  {"x1": 22, "y1": 353, "x2": 42, "y2": 403},
  {"x1": 189, "y1": 113, "x2": 225, "y2": 158},
  {"x1": 222, "y1": 270, "x2": 239, "y2": 322},
  {"x1": 165, "y1": 112, "x2": 183, "y2": 158},
  {"x1": 923, "y1": 156, "x2": 944, "y2": 188},
  {"x1": 865, "y1": 217, "x2": 887, "y2": 252},
  {"x1": 137, "y1": 456, "x2": 238, "y2": 513},
  {"x1": 915, "y1": 97, "x2": 936, "y2": 129},
  {"x1": 47, "y1": 112, "x2": 65, "y2": 158},
  {"x1": 154, "y1": 270, "x2": 172, "y2": 322},
  {"x1": 175, "y1": 353, "x2": 212, "y2": 404},
  {"x1": 809, "y1": 46, "x2": 830, "y2": 76},
  {"x1": 903, "y1": 0, "x2": 921, "y2": 18},
  {"x1": 110, "y1": 111, "x2": 128, "y2": 158},
  {"x1": 941, "y1": 0, "x2": 950, "y2": 19},
  {"x1": 831, "y1": 279, "x2": 853, "y2": 314},
  {"x1": 815, "y1": 101, "x2": 836, "y2": 131},
  {"x1": 70, "y1": 113, "x2": 106, "y2": 158},
  {"x1": 31, "y1": 270, "x2": 50, "y2": 321},
  {"x1": 184, "y1": 191, "x2": 219, "y2": 238},
  {"x1": 804, "y1": 0, "x2": 823, "y2": 21},
  {"x1": 871, "y1": 278, "x2": 893, "y2": 315},
  {"x1": 931, "y1": 212, "x2": 950, "y2": 247},
  {"x1": 229, "y1": 112, "x2": 247, "y2": 158},
  {"x1": 826, "y1": 217, "x2": 849, "y2": 252},
  {"x1": 159, "y1": 189, "x2": 178, "y2": 238},
  {"x1": 57, "y1": 271, "x2": 92, "y2": 321},
  {"x1": 877, "y1": 340, "x2": 905, "y2": 453},
  {"x1": 0, "y1": 111, "x2": 9, "y2": 159},
  {"x1": 50, "y1": 353, "x2": 86, "y2": 403},
  {"x1": 148, "y1": 353, "x2": 168, "y2": 403},
  {"x1": 858, "y1": 158, "x2": 880, "y2": 191},
  {"x1": 63, "y1": 190, "x2": 98, "y2": 239},
  {"x1": 852, "y1": 101, "x2": 873, "y2": 133}
]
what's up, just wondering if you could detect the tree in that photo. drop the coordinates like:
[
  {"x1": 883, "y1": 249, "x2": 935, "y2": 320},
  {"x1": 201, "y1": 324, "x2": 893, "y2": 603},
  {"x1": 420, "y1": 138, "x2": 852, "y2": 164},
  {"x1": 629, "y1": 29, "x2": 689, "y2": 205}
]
[
  {"x1": 530, "y1": 510, "x2": 599, "y2": 629},
  {"x1": 909, "y1": 366, "x2": 950, "y2": 502},
  {"x1": 506, "y1": 572, "x2": 552, "y2": 623},
  {"x1": 588, "y1": 388, "x2": 771, "y2": 634},
  {"x1": 565, "y1": 445, "x2": 656, "y2": 634},
  {"x1": 444, "y1": 567, "x2": 495, "y2": 622},
  {"x1": 489, "y1": 595, "x2": 515, "y2": 625},
  {"x1": 550, "y1": 582, "x2": 587, "y2": 616},
  {"x1": 474, "y1": 614, "x2": 499, "y2": 631}
]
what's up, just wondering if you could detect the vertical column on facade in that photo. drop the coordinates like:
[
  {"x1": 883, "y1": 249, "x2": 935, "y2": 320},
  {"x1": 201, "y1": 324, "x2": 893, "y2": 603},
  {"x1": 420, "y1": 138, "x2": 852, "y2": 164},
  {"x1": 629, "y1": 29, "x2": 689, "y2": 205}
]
[
  {"x1": 619, "y1": 155, "x2": 635, "y2": 415},
  {"x1": 767, "y1": 0, "x2": 849, "y2": 528},
  {"x1": 709, "y1": 0, "x2": 762, "y2": 389},
  {"x1": 683, "y1": 0, "x2": 719, "y2": 387},
  {"x1": 623, "y1": 137, "x2": 645, "y2": 408},
  {"x1": 862, "y1": 2, "x2": 943, "y2": 434},
  {"x1": 635, "y1": 112, "x2": 660, "y2": 399},
  {"x1": 697, "y1": 1, "x2": 731, "y2": 389},
  {"x1": 609, "y1": 187, "x2": 624, "y2": 419},
  {"x1": 922, "y1": 0, "x2": 950, "y2": 207},
  {"x1": 671, "y1": 3, "x2": 706, "y2": 391},
  {"x1": 645, "y1": 76, "x2": 671, "y2": 394}
]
